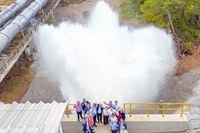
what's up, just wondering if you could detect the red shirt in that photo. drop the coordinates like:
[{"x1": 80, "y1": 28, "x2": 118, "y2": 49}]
[
  {"x1": 116, "y1": 114, "x2": 122, "y2": 122},
  {"x1": 88, "y1": 115, "x2": 94, "y2": 127}
]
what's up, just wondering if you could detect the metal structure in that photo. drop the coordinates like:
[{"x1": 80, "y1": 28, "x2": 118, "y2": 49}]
[
  {"x1": 123, "y1": 102, "x2": 191, "y2": 117},
  {"x1": 65, "y1": 102, "x2": 191, "y2": 118},
  {"x1": 0, "y1": 101, "x2": 67, "y2": 132},
  {"x1": 0, "y1": 0, "x2": 61, "y2": 83},
  {"x1": 66, "y1": 103, "x2": 76, "y2": 118},
  {"x1": 0, "y1": 0, "x2": 48, "y2": 53},
  {"x1": 0, "y1": 0, "x2": 30, "y2": 28}
]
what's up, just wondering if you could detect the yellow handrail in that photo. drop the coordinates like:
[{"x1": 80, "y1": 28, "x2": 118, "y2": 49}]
[
  {"x1": 123, "y1": 102, "x2": 190, "y2": 118},
  {"x1": 66, "y1": 103, "x2": 76, "y2": 118},
  {"x1": 66, "y1": 102, "x2": 191, "y2": 118}
]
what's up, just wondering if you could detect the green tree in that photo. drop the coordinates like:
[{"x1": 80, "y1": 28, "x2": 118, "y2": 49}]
[{"x1": 120, "y1": 0, "x2": 200, "y2": 53}]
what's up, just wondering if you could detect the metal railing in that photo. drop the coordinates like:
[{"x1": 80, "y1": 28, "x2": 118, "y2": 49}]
[
  {"x1": 124, "y1": 102, "x2": 190, "y2": 118},
  {"x1": 0, "y1": 31, "x2": 33, "y2": 83},
  {"x1": 66, "y1": 103, "x2": 76, "y2": 118},
  {"x1": 66, "y1": 102, "x2": 191, "y2": 118}
]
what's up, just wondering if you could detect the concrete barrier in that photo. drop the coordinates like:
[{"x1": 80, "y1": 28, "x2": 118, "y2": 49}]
[
  {"x1": 126, "y1": 114, "x2": 188, "y2": 132},
  {"x1": 61, "y1": 114, "x2": 188, "y2": 133}
]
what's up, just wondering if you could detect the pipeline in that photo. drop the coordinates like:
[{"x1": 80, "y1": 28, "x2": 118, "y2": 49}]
[
  {"x1": 0, "y1": 0, "x2": 48, "y2": 53},
  {"x1": 0, "y1": 0, "x2": 31, "y2": 28}
]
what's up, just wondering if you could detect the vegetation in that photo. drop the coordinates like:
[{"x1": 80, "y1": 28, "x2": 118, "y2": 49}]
[
  {"x1": 120, "y1": 0, "x2": 200, "y2": 54},
  {"x1": 63, "y1": 0, "x2": 73, "y2": 4},
  {"x1": 10, "y1": 85, "x2": 18, "y2": 93}
]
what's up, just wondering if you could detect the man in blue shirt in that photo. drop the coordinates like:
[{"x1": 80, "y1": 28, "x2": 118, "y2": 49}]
[
  {"x1": 82, "y1": 118, "x2": 89, "y2": 133},
  {"x1": 114, "y1": 101, "x2": 120, "y2": 112},
  {"x1": 119, "y1": 119, "x2": 127, "y2": 130},
  {"x1": 90, "y1": 105, "x2": 97, "y2": 127},
  {"x1": 110, "y1": 121, "x2": 118, "y2": 133},
  {"x1": 104, "y1": 101, "x2": 115, "y2": 109},
  {"x1": 81, "y1": 99, "x2": 90, "y2": 115}
]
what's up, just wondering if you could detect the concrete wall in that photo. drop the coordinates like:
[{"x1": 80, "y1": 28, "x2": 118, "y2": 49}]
[
  {"x1": 61, "y1": 114, "x2": 188, "y2": 133},
  {"x1": 126, "y1": 114, "x2": 188, "y2": 132},
  {"x1": 127, "y1": 121, "x2": 187, "y2": 132}
]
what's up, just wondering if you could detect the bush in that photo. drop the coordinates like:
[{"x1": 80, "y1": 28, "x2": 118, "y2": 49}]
[
  {"x1": 183, "y1": 42, "x2": 193, "y2": 53},
  {"x1": 120, "y1": 0, "x2": 200, "y2": 53},
  {"x1": 120, "y1": 0, "x2": 135, "y2": 20}
]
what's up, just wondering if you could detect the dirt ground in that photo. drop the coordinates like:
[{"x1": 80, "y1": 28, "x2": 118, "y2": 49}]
[
  {"x1": 176, "y1": 42, "x2": 200, "y2": 76},
  {"x1": 0, "y1": 60, "x2": 35, "y2": 103},
  {"x1": 0, "y1": 0, "x2": 15, "y2": 10}
]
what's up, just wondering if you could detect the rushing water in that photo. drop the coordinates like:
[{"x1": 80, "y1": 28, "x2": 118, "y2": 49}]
[{"x1": 35, "y1": 1, "x2": 176, "y2": 103}]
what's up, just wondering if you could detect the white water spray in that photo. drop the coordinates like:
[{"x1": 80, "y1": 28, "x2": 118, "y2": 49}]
[{"x1": 35, "y1": 1, "x2": 176, "y2": 103}]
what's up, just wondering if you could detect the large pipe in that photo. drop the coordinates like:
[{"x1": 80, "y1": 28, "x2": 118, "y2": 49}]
[
  {"x1": 0, "y1": 0, "x2": 48, "y2": 53},
  {"x1": 0, "y1": 0, "x2": 30, "y2": 28}
]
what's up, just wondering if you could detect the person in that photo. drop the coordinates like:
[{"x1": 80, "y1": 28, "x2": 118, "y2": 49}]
[
  {"x1": 114, "y1": 101, "x2": 120, "y2": 112},
  {"x1": 97, "y1": 103, "x2": 104, "y2": 123},
  {"x1": 85, "y1": 111, "x2": 90, "y2": 119},
  {"x1": 108, "y1": 107, "x2": 117, "y2": 117},
  {"x1": 116, "y1": 112, "x2": 122, "y2": 124},
  {"x1": 110, "y1": 121, "x2": 118, "y2": 133},
  {"x1": 103, "y1": 106, "x2": 109, "y2": 125},
  {"x1": 84, "y1": 103, "x2": 91, "y2": 115},
  {"x1": 74, "y1": 101, "x2": 83, "y2": 122},
  {"x1": 104, "y1": 101, "x2": 115, "y2": 108},
  {"x1": 110, "y1": 113, "x2": 118, "y2": 124},
  {"x1": 90, "y1": 105, "x2": 97, "y2": 127},
  {"x1": 120, "y1": 126, "x2": 128, "y2": 133},
  {"x1": 119, "y1": 119, "x2": 127, "y2": 130},
  {"x1": 88, "y1": 114, "x2": 94, "y2": 133},
  {"x1": 81, "y1": 99, "x2": 90, "y2": 115},
  {"x1": 82, "y1": 118, "x2": 89, "y2": 133},
  {"x1": 119, "y1": 108, "x2": 126, "y2": 121}
]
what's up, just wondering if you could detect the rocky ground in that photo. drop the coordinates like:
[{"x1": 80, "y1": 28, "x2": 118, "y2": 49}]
[
  {"x1": 176, "y1": 43, "x2": 200, "y2": 76},
  {"x1": 158, "y1": 67, "x2": 200, "y2": 132},
  {"x1": 20, "y1": 66, "x2": 65, "y2": 103}
]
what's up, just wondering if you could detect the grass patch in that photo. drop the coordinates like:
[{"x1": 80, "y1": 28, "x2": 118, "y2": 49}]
[
  {"x1": 10, "y1": 85, "x2": 18, "y2": 93},
  {"x1": 120, "y1": 0, "x2": 135, "y2": 20},
  {"x1": 63, "y1": 0, "x2": 72, "y2": 4}
]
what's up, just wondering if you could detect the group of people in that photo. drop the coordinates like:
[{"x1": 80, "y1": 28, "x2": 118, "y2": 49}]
[{"x1": 73, "y1": 99, "x2": 128, "y2": 133}]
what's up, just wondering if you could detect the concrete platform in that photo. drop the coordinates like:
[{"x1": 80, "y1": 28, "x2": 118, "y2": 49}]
[
  {"x1": 126, "y1": 114, "x2": 188, "y2": 132},
  {"x1": 61, "y1": 114, "x2": 188, "y2": 133},
  {"x1": 61, "y1": 115, "x2": 110, "y2": 133}
]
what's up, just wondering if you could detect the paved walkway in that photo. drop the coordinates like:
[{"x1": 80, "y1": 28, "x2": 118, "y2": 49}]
[
  {"x1": 93, "y1": 124, "x2": 110, "y2": 133},
  {"x1": 64, "y1": 114, "x2": 191, "y2": 133},
  {"x1": 65, "y1": 114, "x2": 111, "y2": 133}
]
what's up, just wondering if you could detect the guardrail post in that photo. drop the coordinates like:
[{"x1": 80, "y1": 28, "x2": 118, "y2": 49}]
[
  {"x1": 162, "y1": 104, "x2": 165, "y2": 117},
  {"x1": 130, "y1": 104, "x2": 132, "y2": 117},
  {"x1": 147, "y1": 104, "x2": 150, "y2": 117},
  {"x1": 188, "y1": 104, "x2": 191, "y2": 110},
  {"x1": 66, "y1": 105, "x2": 69, "y2": 118},
  {"x1": 180, "y1": 104, "x2": 184, "y2": 117}
]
